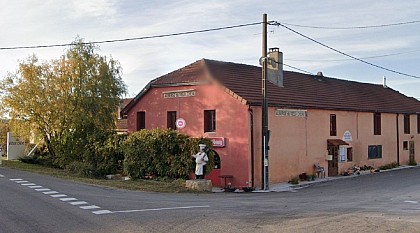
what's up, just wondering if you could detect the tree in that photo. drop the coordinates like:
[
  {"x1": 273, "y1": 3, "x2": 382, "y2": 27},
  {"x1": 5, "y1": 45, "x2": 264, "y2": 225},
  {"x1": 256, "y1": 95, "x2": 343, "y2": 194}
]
[{"x1": 0, "y1": 39, "x2": 127, "y2": 163}]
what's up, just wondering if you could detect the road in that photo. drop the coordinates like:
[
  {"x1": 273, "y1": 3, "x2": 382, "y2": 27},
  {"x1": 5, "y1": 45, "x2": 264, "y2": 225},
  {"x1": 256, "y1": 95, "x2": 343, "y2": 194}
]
[{"x1": 1, "y1": 166, "x2": 420, "y2": 233}]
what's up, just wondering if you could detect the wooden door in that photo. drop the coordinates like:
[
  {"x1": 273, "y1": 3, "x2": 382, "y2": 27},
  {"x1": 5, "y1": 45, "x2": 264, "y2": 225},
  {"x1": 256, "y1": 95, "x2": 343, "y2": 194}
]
[
  {"x1": 328, "y1": 145, "x2": 339, "y2": 176},
  {"x1": 409, "y1": 141, "x2": 415, "y2": 162}
]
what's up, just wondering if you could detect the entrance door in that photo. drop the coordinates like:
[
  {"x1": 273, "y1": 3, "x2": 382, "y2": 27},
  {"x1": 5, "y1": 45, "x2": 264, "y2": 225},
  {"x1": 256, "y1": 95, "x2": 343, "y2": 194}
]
[
  {"x1": 409, "y1": 141, "x2": 415, "y2": 162},
  {"x1": 328, "y1": 145, "x2": 339, "y2": 176}
]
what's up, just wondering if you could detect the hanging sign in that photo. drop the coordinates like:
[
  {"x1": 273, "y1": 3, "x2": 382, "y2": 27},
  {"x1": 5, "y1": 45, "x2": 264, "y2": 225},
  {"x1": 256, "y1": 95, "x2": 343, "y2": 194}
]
[
  {"x1": 342, "y1": 130, "x2": 353, "y2": 142},
  {"x1": 176, "y1": 118, "x2": 186, "y2": 129}
]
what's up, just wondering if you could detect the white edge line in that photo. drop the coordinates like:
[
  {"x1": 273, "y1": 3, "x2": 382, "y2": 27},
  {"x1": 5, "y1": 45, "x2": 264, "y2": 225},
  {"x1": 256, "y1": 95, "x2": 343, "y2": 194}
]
[
  {"x1": 21, "y1": 183, "x2": 36, "y2": 186},
  {"x1": 43, "y1": 191, "x2": 59, "y2": 194},
  {"x1": 28, "y1": 186, "x2": 43, "y2": 188},
  {"x1": 112, "y1": 205, "x2": 210, "y2": 214},
  {"x1": 9, "y1": 178, "x2": 22, "y2": 181},
  {"x1": 35, "y1": 188, "x2": 51, "y2": 191},
  {"x1": 15, "y1": 181, "x2": 29, "y2": 183},
  {"x1": 92, "y1": 210, "x2": 113, "y2": 215},
  {"x1": 51, "y1": 194, "x2": 67, "y2": 198},
  {"x1": 80, "y1": 205, "x2": 100, "y2": 210},
  {"x1": 69, "y1": 201, "x2": 88, "y2": 205},
  {"x1": 404, "y1": 200, "x2": 419, "y2": 204},
  {"x1": 60, "y1": 198, "x2": 78, "y2": 201}
]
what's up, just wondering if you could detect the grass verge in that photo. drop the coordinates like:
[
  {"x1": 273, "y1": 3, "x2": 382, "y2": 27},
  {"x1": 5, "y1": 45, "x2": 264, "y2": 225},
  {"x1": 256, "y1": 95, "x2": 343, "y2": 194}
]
[{"x1": 1, "y1": 159, "x2": 192, "y2": 193}]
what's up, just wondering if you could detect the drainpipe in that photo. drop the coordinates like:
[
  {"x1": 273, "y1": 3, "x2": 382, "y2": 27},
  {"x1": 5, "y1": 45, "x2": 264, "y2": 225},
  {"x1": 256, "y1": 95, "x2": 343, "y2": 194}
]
[
  {"x1": 248, "y1": 106, "x2": 255, "y2": 188},
  {"x1": 396, "y1": 114, "x2": 400, "y2": 165}
]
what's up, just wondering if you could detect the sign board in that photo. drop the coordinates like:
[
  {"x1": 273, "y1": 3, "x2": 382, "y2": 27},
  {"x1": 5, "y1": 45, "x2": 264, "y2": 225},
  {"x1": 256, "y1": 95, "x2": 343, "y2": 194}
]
[
  {"x1": 275, "y1": 109, "x2": 307, "y2": 117},
  {"x1": 210, "y1": 137, "x2": 225, "y2": 148},
  {"x1": 163, "y1": 90, "x2": 196, "y2": 99},
  {"x1": 342, "y1": 130, "x2": 353, "y2": 142},
  {"x1": 176, "y1": 118, "x2": 186, "y2": 129},
  {"x1": 7, "y1": 132, "x2": 25, "y2": 160}
]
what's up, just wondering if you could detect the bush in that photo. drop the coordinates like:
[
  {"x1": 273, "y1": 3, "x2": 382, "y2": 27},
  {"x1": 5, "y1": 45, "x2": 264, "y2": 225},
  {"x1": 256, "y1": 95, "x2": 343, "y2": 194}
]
[
  {"x1": 408, "y1": 159, "x2": 417, "y2": 166},
  {"x1": 123, "y1": 129, "x2": 213, "y2": 179},
  {"x1": 379, "y1": 162, "x2": 399, "y2": 170}
]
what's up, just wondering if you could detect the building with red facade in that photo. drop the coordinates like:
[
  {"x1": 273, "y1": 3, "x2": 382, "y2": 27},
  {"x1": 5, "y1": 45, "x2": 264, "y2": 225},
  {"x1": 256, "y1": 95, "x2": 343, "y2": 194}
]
[{"x1": 121, "y1": 59, "x2": 420, "y2": 189}]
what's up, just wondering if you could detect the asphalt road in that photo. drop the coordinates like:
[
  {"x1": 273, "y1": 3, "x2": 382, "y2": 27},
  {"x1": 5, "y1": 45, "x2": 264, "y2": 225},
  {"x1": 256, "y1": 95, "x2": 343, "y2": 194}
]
[{"x1": 1, "y1": 166, "x2": 420, "y2": 233}]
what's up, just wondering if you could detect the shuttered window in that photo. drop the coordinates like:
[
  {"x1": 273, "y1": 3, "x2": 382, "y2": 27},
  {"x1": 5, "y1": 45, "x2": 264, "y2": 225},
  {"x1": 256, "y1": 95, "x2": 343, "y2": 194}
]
[
  {"x1": 167, "y1": 111, "x2": 177, "y2": 129},
  {"x1": 136, "y1": 111, "x2": 145, "y2": 131},
  {"x1": 204, "y1": 110, "x2": 216, "y2": 132},
  {"x1": 330, "y1": 114, "x2": 337, "y2": 136},
  {"x1": 373, "y1": 113, "x2": 381, "y2": 135},
  {"x1": 404, "y1": 114, "x2": 410, "y2": 134}
]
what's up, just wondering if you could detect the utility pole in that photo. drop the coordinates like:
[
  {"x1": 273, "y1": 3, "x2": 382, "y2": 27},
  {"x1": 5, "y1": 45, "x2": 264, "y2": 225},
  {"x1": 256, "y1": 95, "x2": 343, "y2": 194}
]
[{"x1": 261, "y1": 13, "x2": 269, "y2": 190}]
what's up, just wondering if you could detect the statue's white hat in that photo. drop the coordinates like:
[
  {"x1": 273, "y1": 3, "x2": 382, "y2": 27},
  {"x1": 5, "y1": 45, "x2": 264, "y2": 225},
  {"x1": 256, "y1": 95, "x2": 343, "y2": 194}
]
[{"x1": 199, "y1": 144, "x2": 206, "y2": 148}]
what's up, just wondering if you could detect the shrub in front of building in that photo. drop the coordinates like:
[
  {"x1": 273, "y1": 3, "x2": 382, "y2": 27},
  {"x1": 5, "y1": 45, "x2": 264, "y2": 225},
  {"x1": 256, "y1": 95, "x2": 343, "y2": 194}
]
[{"x1": 123, "y1": 129, "x2": 213, "y2": 179}]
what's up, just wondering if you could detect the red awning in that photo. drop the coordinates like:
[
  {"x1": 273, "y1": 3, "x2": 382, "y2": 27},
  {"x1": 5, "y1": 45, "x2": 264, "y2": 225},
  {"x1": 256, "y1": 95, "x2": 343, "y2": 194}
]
[{"x1": 327, "y1": 139, "x2": 349, "y2": 146}]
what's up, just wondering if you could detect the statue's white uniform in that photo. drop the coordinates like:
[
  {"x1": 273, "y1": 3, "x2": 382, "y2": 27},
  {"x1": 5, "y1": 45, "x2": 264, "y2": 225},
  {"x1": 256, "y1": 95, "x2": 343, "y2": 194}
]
[{"x1": 193, "y1": 151, "x2": 208, "y2": 176}]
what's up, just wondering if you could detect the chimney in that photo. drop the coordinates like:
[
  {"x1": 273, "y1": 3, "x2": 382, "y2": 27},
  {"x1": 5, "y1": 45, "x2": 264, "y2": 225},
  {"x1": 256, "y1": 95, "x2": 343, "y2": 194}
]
[
  {"x1": 267, "y1": 47, "x2": 284, "y2": 87},
  {"x1": 383, "y1": 76, "x2": 387, "y2": 88},
  {"x1": 317, "y1": 72, "x2": 323, "y2": 77}
]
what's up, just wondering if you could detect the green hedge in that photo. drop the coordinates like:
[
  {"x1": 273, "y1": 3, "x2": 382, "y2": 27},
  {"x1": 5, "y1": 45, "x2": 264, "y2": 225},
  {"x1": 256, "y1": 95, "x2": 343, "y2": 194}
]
[{"x1": 123, "y1": 129, "x2": 213, "y2": 179}]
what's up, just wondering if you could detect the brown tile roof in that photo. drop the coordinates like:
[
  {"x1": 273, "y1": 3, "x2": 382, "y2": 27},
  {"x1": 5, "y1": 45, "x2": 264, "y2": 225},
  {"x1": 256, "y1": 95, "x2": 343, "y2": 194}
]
[{"x1": 123, "y1": 59, "x2": 420, "y2": 114}]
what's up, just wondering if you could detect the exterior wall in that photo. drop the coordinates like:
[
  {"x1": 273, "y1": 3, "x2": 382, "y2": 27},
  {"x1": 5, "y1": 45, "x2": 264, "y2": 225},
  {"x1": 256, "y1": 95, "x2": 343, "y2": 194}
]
[
  {"x1": 252, "y1": 108, "x2": 420, "y2": 188},
  {"x1": 126, "y1": 83, "x2": 250, "y2": 187}
]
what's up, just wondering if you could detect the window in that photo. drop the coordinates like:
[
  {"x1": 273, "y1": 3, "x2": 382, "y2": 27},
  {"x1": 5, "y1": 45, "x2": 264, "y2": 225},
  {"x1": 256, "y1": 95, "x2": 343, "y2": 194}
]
[
  {"x1": 204, "y1": 110, "x2": 216, "y2": 132},
  {"x1": 136, "y1": 111, "x2": 145, "y2": 131},
  {"x1": 213, "y1": 150, "x2": 221, "y2": 169},
  {"x1": 347, "y1": 147, "x2": 353, "y2": 162},
  {"x1": 167, "y1": 111, "x2": 177, "y2": 129},
  {"x1": 368, "y1": 145, "x2": 382, "y2": 159},
  {"x1": 373, "y1": 113, "x2": 381, "y2": 135},
  {"x1": 330, "y1": 114, "x2": 337, "y2": 136},
  {"x1": 403, "y1": 141, "x2": 409, "y2": 150},
  {"x1": 417, "y1": 114, "x2": 420, "y2": 134},
  {"x1": 404, "y1": 114, "x2": 410, "y2": 134}
]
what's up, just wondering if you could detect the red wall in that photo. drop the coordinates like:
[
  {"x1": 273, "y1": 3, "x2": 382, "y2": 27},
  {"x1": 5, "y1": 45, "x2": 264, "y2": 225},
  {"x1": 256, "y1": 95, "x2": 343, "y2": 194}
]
[{"x1": 126, "y1": 83, "x2": 250, "y2": 187}]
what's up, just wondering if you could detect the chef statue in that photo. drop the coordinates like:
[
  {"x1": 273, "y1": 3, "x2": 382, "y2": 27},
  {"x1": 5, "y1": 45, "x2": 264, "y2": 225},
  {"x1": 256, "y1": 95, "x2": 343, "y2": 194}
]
[{"x1": 192, "y1": 144, "x2": 209, "y2": 179}]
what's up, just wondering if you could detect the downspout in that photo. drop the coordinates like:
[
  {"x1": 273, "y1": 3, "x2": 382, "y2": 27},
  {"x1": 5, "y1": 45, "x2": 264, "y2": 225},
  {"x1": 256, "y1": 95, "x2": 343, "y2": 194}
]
[
  {"x1": 396, "y1": 114, "x2": 400, "y2": 166},
  {"x1": 248, "y1": 106, "x2": 255, "y2": 188}
]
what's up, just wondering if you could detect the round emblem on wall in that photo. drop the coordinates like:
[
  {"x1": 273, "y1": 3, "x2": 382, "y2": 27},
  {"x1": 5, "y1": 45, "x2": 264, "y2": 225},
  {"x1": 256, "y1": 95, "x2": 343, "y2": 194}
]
[{"x1": 176, "y1": 118, "x2": 186, "y2": 129}]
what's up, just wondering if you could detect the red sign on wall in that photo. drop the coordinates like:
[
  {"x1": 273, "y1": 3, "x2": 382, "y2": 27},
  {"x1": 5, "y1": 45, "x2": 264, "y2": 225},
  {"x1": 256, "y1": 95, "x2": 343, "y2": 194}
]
[{"x1": 210, "y1": 137, "x2": 225, "y2": 148}]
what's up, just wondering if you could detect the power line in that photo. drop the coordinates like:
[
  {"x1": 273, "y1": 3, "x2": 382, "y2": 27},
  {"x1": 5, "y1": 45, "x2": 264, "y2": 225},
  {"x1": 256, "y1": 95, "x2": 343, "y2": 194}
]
[
  {"x1": 271, "y1": 21, "x2": 420, "y2": 79},
  {"x1": 287, "y1": 49, "x2": 420, "y2": 62},
  {"x1": 281, "y1": 19, "x2": 420, "y2": 30},
  {"x1": 0, "y1": 22, "x2": 262, "y2": 50},
  {"x1": 282, "y1": 62, "x2": 313, "y2": 75}
]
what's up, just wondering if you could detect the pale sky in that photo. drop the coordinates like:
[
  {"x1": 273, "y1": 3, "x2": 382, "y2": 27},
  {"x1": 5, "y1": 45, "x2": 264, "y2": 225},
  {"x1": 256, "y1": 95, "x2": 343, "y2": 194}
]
[{"x1": 1, "y1": 0, "x2": 419, "y2": 99}]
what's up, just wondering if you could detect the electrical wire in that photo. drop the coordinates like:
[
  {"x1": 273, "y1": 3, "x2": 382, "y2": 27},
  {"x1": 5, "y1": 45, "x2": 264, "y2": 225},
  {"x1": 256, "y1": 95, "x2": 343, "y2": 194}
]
[
  {"x1": 287, "y1": 49, "x2": 420, "y2": 62},
  {"x1": 0, "y1": 22, "x2": 262, "y2": 50},
  {"x1": 282, "y1": 62, "x2": 313, "y2": 75},
  {"x1": 271, "y1": 21, "x2": 420, "y2": 79},
  {"x1": 281, "y1": 19, "x2": 420, "y2": 30}
]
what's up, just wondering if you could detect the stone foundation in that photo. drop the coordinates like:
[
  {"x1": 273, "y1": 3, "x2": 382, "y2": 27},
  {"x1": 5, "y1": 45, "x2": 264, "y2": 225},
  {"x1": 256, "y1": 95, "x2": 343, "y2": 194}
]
[{"x1": 185, "y1": 179, "x2": 212, "y2": 192}]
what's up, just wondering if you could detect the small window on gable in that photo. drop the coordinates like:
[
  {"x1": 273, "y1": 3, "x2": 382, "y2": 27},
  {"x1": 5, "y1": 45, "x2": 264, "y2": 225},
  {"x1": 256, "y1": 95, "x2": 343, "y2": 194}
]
[
  {"x1": 404, "y1": 114, "x2": 410, "y2": 134},
  {"x1": 204, "y1": 110, "x2": 216, "y2": 132},
  {"x1": 417, "y1": 114, "x2": 420, "y2": 134},
  {"x1": 374, "y1": 113, "x2": 381, "y2": 135},
  {"x1": 330, "y1": 114, "x2": 337, "y2": 136},
  {"x1": 136, "y1": 111, "x2": 145, "y2": 131},
  {"x1": 167, "y1": 111, "x2": 177, "y2": 129}
]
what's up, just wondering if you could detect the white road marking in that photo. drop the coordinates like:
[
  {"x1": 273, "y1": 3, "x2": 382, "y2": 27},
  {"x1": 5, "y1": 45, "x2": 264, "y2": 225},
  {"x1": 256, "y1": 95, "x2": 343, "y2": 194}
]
[
  {"x1": 10, "y1": 178, "x2": 22, "y2": 181},
  {"x1": 28, "y1": 186, "x2": 43, "y2": 189},
  {"x1": 15, "y1": 181, "x2": 28, "y2": 183},
  {"x1": 60, "y1": 198, "x2": 78, "y2": 202},
  {"x1": 92, "y1": 210, "x2": 113, "y2": 215},
  {"x1": 0, "y1": 174, "x2": 4, "y2": 178},
  {"x1": 43, "y1": 191, "x2": 59, "y2": 194},
  {"x1": 70, "y1": 201, "x2": 88, "y2": 206},
  {"x1": 80, "y1": 205, "x2": 100, "y2": 210},
  {"x1": 21, "y1": 183, "x2": 36, "y2": 186},
  {"x1": 110, "y1": 205, "x2": 211, "y2": 214},
  {"x1": 35, "y1": 188, "x2": 51, "y2": 191},
  {"x1": 51, "y1": 194, "x2": 67, "y2": 198},
  {"x1": 404, "y1": 200, "x2": 419, "y2": 204}
]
